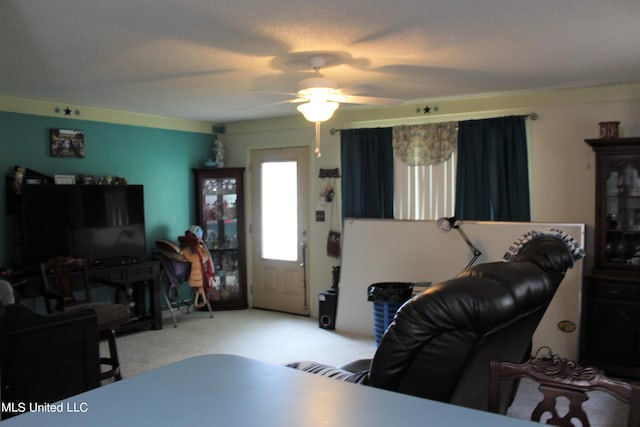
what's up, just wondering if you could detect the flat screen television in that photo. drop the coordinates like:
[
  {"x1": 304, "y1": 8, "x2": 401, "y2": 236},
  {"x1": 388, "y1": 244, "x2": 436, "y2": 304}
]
[{"x1": 19, "y1": 184, "x2": 147, "y2": 267}]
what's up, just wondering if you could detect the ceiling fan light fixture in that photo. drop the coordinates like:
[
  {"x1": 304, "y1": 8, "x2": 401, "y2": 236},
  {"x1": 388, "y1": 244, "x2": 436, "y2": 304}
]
[
  {"x1": 297, "y1": 99, "x2": 339, "y2": 123},
  {"x1": 297, "y1": 86, "x2": 346, "y2": 103}
]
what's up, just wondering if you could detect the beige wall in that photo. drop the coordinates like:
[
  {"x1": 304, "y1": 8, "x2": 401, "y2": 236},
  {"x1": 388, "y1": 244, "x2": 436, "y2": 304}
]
[{"x1": 224, "y1": 82, "x2": 640, "y2": 318}]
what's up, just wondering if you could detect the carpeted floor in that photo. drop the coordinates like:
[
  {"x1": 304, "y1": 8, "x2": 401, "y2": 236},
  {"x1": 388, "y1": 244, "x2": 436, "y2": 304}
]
[
  {"x1": 112, "y1": 308, "x2": 376, "y2": 377},
  {"x1": 110, "y1": 308, "x2": 628, "y2": 426}
]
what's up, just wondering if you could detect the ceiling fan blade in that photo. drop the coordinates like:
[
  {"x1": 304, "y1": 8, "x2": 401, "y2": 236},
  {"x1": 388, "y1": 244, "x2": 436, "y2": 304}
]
[
  {"x1": 341, "y1": 95, "x2": 404, "y2": 106},
  {"x1": 257, "y1": 52, "x2": 405, "y2": 112},
  {"x1": 256, "y1": 89, "x2": 300, "y2": 97},
  {"x1": 238, "y1": 97, "x2": 306, "y2": 111}
]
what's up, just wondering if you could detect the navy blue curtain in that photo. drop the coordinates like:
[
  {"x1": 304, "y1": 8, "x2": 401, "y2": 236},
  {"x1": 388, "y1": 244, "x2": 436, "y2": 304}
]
[
  {"x1": 455, "y1": 116, "x2": 530, "y2": 221},
  {"x1": 341, "y1": 128, "x2": 394, "y2": 219}
]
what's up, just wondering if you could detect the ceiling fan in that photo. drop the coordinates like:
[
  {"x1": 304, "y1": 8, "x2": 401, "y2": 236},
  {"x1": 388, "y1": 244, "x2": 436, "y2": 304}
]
[
  {"x1": 279, "y1": 55, "x2": 403, "y2": 157},
  {"x1": 291, "y1": 55, "x2": 402, "y2": 120}
]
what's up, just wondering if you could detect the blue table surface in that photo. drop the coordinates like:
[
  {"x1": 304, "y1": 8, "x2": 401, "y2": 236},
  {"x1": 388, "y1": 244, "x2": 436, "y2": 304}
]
[{"x1": 0, "y1": 354, "x2": 540, "y2": 426}]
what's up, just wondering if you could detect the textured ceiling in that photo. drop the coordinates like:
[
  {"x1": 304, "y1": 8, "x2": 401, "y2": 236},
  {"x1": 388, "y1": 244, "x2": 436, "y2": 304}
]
[{"x1": 1, "y1": 0, "x2": 639, "y2": 123}]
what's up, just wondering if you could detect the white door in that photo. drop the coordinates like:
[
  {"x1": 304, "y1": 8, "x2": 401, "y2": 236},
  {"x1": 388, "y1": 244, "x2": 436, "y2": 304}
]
[{"x1": 251, "y1": 147, "x2": 310, "y2": 315}]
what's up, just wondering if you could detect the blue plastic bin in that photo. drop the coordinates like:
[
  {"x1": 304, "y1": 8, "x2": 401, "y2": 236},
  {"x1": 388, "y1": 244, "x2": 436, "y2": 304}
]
[{"x1": 367, "y1": 282, "x2": 414, "y2": 346}]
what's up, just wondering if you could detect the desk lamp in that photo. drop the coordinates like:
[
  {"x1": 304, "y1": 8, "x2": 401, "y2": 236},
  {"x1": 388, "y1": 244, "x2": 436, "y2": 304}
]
[{"x1": 437, "y1": 216, "x2": 482, "y2": 270}]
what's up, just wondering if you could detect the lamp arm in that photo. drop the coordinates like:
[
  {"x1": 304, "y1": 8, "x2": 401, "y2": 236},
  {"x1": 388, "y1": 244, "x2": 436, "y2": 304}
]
[{"x1": 455, "y1": 226, "x2": 482, "y2": 269}]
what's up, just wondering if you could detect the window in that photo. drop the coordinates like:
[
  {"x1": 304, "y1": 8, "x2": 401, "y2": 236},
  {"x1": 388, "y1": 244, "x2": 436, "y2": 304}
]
[
  {"x1": 392, "y1": 122, "x2": 458, "y2": 220},
  {"x1": 394, "y1": 150, "x2": 456, "y2": 220}
]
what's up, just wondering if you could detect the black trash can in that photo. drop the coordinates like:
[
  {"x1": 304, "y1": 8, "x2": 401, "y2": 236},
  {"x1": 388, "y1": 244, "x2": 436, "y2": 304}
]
[{"x1": 367, "y1": 282, "x2": 414, "y2": 346}]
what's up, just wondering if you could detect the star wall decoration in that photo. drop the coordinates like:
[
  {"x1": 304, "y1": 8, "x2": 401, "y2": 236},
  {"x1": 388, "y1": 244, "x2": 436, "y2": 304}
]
[
  {"x1": 416, "y1": 105, "x2": 438, "y2": 115},
  {"x1": 55, "y1": 106, "x2": 81, "y2": 116}
]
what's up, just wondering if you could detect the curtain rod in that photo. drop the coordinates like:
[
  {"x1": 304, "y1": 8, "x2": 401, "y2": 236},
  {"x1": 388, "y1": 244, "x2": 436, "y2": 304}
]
[{"x1": 329, "y1": 112, "x2": 538, "y2": 135}]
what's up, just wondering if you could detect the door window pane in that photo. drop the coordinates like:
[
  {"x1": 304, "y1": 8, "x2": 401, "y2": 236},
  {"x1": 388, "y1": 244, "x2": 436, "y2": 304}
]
[{"x1": 261, "y1": 161, "x2": 298, "y2": 261}]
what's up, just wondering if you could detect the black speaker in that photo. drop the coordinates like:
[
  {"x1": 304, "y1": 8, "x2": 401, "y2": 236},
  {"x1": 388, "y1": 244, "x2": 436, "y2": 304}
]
[{"x1": 318, "y1": 290, "x2": 337, "y2": 330}]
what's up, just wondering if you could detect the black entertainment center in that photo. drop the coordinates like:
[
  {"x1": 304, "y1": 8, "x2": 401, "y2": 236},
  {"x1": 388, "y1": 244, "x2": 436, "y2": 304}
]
[{"x1": 6, "y1": 182, "x2": 163, "y2": 331}]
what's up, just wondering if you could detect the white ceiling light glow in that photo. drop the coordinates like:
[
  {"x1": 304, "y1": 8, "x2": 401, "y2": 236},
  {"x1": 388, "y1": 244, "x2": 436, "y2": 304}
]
[{"x1": 296, "y1": 99, "x2": 339, "y2": 122}]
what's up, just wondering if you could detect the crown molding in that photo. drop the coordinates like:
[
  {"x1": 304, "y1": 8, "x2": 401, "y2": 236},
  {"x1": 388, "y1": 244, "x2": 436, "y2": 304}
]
[{"x1": 0, "y1": 95, "x2": 214, "y2": 134}]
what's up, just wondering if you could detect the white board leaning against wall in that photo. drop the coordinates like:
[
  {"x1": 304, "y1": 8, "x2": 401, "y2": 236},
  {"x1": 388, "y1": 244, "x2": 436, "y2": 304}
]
[{"x1": 336, "y1": 219, "x2": 585, "y2": 360}]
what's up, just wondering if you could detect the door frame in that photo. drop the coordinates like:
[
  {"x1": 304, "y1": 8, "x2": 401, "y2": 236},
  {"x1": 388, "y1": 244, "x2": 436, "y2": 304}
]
[{"x1": 249, "y1": 146, "x2": 310, "y2": 315}]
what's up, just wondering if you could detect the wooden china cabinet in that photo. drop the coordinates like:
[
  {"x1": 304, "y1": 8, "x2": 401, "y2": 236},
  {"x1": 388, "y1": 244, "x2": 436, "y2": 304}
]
[
  {"x1": 582, "y1": 137, "x2": 640, "y2": 379},
  {"x1": 192, "y1": 168, "x2": 248, "y2": 310}
]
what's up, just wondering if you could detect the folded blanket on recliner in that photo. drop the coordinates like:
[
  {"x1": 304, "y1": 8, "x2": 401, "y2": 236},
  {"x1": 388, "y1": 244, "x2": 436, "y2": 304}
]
[{"x1": 286, "y1": 361, "x2": 369, "y2": 384}]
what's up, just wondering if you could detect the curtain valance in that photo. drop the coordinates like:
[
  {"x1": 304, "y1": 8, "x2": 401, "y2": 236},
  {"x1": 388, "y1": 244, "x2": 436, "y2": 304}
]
[{"x1": 392, "y1": 122, "x2": 458, "y2": 166}]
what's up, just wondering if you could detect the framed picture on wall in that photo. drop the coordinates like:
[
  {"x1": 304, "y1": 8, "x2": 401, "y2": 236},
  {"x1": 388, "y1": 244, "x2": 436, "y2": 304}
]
[{"x1": 50, "y1": 128, "x2": 85, "y2": 158}]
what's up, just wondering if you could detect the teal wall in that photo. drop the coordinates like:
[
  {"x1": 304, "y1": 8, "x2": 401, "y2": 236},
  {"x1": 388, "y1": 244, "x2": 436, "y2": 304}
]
[{"x1": 0, "y1": 111, "x2": 213, "y2": 269}]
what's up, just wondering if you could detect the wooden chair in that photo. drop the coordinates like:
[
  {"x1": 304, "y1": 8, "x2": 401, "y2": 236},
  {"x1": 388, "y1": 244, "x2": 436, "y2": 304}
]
[
  {"x1": 488, "y1": 355, "x2": 640, "y2": 426},
  {"x1": 40, "y1": 257, "x2": 130, "y2": 382}
]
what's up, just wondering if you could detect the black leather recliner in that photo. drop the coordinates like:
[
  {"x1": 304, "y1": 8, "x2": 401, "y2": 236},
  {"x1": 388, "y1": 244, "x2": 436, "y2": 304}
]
[{"x1": 288, "y1": 229, "x2": 584, "y2": 412}]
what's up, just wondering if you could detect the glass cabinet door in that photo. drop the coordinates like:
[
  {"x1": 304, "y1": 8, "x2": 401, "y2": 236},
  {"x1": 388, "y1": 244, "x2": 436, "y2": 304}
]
[
  {"x1": 603, "y1": 156, "x2": 640, "y2": 266},
  {"x1": 194, "y1": 168, "x2": 247, "y2": 309},
  {"x1": 587, "y1": 138, "x2": 640, "y2": 270}
]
